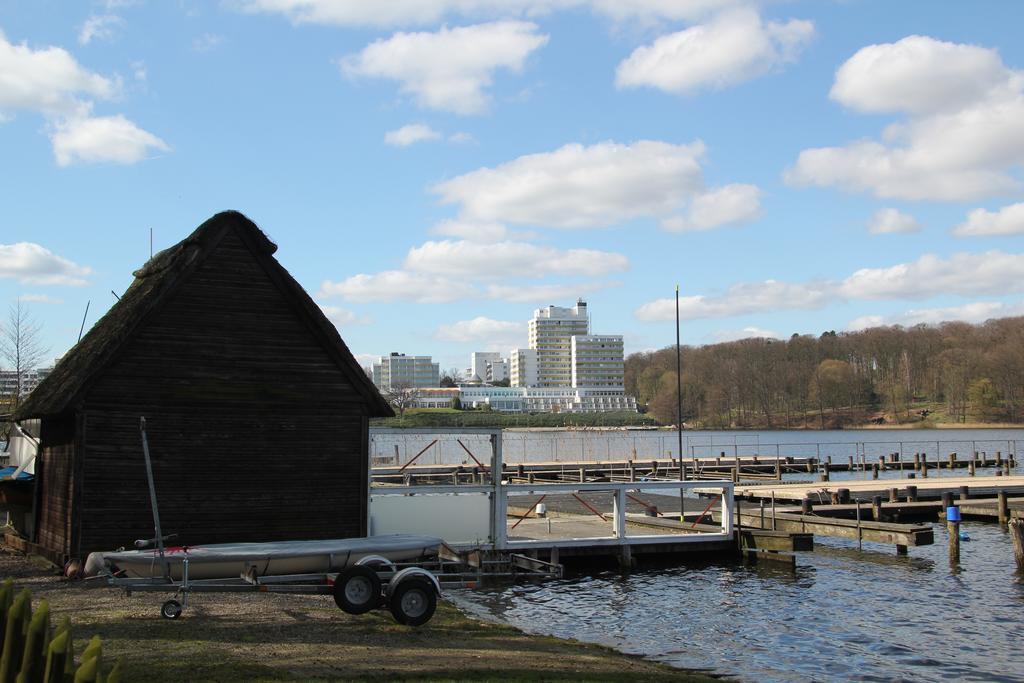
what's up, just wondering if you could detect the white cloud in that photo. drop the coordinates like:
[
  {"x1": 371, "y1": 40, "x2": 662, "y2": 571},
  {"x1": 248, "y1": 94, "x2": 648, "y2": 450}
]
[
  {"x1": 433, "y1": 140, "x2": 706, "y2": 228},
  {"x1": 51, "y1": 115, "x2": 170, "y2": 166},
  {"x1": 711, "y1": 326, "x2": 779, "y2": 342},
  {"x1": 435, "y1": 317, "x2": 525, "y2": 347},
  {"x1": 636, "y1": 250, "x2": 1024, "y2": 322},
  {"x1": 384, "y1": 123, "x2": 442, "y2": 146},
  {"x1": 320, "y1": 271, "x2": 469, "y2": 303},
  {"x1": 839, "y1": 251, "x2": 1024, "y2": 300},
  {"x1": 192, "y1": 33, "x2": 225, "y2": 52},
  {"x1": 0, "y1": 30, "x2": 117, "y2": 115},
  {"x1": 788, "y1": 35, "x2": 1024, "y2": 201},
  {"x1": 403, "y1": 239, "x2": 628, "y2": 278},
  {"x1": 448, "y1": 131, "x2": 475, "y2": 144},
  {"x1": 483, "y1": 280, "x2": 617, "y2": 303},
  {"x1": 340, "y1": 21, "x2": 548, "y2": 115},
  {"x1": 953, "y1": 203, "x2": 1024, "y2": 237},
  {"x1": 0, "y1": 243, "x2": 92, "y2": 286},
  {"x1": 616, "y1": 7, "x2": 813, "y2": 94},
  {"x1": 238, "y1": 0, "x2": 738, "y2": 28},
  {"x1": 662, "y1": 183, "x2": 761, "y2": 231},
  {"x1": 635, "y1": 280, "x2": 831, "y2": 322},
  {"x1": 430, "y1": 219, "x2": 511, "y2": 242},
  {"x1": 830, "y1": 36, "x2": 1017, "y2": 116},
  {"x1": 19, "y1": 293, "x2": 64, "y2": 304},
  {"x1": 847, "y1": 301, "x2": 1024, "y2": 331},
  {"x1": 319, "y1": 304, "x2": 371, "y2": 327},
  {"x1": 78, "y1": 15, "x2": 124, "y2": 46},
  {"x1": 868, "y1": 208, "x2": 920, "y2": 235}
]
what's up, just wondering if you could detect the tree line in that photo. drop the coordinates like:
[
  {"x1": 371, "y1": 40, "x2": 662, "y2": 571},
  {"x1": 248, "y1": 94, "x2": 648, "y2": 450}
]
[{"x1": 625, "y1": 316, "x2": 1024, "y2": 428}]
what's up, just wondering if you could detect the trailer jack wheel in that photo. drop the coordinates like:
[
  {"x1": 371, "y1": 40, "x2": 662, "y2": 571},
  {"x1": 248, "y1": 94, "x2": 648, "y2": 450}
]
[
  {"x1": 388, "y1": 578, "x2": 436, "y2": 626},
  {"x1": 333, "y1": 566, "x2": 382, "y2": 615},
  {"x1": 161, "y1": 599, "x2": 183, "y2": 620}
]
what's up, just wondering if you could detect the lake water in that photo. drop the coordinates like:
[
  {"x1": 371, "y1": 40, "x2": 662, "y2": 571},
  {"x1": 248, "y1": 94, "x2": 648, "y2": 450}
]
[
  {"x1": 370, "y1": 427, "x2": 1024, "y2": 467},
  {"x1": 435, "y1": 428, "x2": 1024, "y2": 682}
]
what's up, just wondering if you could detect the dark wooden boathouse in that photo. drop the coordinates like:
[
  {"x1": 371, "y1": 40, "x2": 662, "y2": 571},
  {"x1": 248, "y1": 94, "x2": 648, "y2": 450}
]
[{"x1": 14, "y1": 211, "x2": 393, "y2": 564}]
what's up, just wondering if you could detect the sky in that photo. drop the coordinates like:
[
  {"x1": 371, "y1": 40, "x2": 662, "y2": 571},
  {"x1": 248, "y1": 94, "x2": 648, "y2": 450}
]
[{"x1": 2, "y1": 0, "x2": 1024, "y2": 374}]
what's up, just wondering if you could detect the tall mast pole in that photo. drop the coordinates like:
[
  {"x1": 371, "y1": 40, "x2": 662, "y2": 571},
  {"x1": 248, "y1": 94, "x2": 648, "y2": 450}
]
[{"x1": 676, "y1": 284, "x2": 685, "y2": 479}]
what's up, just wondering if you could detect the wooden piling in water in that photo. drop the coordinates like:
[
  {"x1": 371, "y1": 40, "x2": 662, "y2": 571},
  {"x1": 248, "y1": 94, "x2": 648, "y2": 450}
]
[
  {"x1": 998, "y1": 491, "x2": 1009, "y2": 526},
  {"x1": 872, "y1": 495, "x2": 883, "y2": 522},
  {"x1": 959, "y1": 485, "x2": 970, "y2": 501},
  {"x1": 872, "y1": 463, "x2": 879, "y2": 480},
  {"x1": 997, "y1": 451, "x2": 1003, "y2": 468},
  {"x1": 921, "y1": 460, "x2": 928, "y2": 478},
  {"x1": 913, "y1": 452, "x2": 921, "y2": 471},
  {"x1": 949, "y1": 515, "x2": 960, "y2": 566},
  {"x1": 801, "y1": 497, "x2": 813, "y2": 515},
  {"x1": 1010, "y1": 519, "x2": 1024, "y2": 571},
  {"x1": 889, "y1": 487, "x2": 899, "y2": 503},
  {"x1": 969, "y1": 460, "x2": 976, "y2": 476},
  {"x1": 906, "y1": 485, "x2": 918, "y2": 502},
  {"x1": 838, "y1": 488, "x2": 850, "y2": 504},
  {"x1": 949, "y1": 453, "x2": 957, "y2": 470}
]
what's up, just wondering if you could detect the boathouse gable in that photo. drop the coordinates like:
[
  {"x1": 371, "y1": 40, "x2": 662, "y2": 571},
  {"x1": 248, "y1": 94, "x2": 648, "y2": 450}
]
[{"x1": 15, "y1": 211, "x2": 392, "y2": 562}]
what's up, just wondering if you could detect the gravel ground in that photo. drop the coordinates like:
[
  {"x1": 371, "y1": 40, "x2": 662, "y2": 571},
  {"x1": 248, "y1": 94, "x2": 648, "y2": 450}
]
[{"x1": 0, "y1": 548, "x2": 721, "y2": 681}]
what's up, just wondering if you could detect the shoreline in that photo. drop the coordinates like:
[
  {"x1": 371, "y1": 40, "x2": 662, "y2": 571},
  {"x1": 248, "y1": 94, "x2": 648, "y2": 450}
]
[{"x1": 0, "y1": 548, "x2": 722, "y2": 681}]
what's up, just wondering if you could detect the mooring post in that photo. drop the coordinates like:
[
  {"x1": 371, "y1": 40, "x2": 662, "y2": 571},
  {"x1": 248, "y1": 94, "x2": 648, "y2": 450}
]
[
  {"x1": 941, "y1": 491, "x2": 954, "y2": 510},
  {"x1": 775, "y1": 458, "x2": 782, "y2": 480},
  {"x1": 949, "y1": 452, "x2": 957, "y2": 470},
  {"x1": 948, "y1": 505, "x2": 961, "y2": 566},
  {"x1": 771, "y1": 491, "x2": 777, "y2": 531},
  {"x1": 896, "y1": 544, "x2": 908, "y2": 556},
  {"x1": 998, "y1": 491, "x2": 1009, "y2": 526},
  {"x1": 629, "y1": 461, "x2": 636, "y2": 483},
  {"x1": 579, "y1": 467, "x2": 585, "y2": 483},
  {"x1": 872, "y1": 495, "x2": 883, "y2": 522},
  {"x1": 921, "y1": 460, "x2": 928, "y2": 478},
  {"x1": 872, "y1": 463, "x2": 879, "y2": 480},
  {"x1": 1010, "y1": 519, "x2": 1024, "y2": 571},
  {"x1": 889, "y1": 487, "x2": 899, "y2": 503},
  {"x1": 801, "y1": 497, "x2": 813, "y2": 515},
  {"x1": 913, "y1": 452, "x2": 921, "y2": 471},
  {"x1": 855, "y1": 501, "x2": 863, "y2": 550},
  {"x1": 969, "y1": 460, "x2": 976, "y2": 476},
  {"x1": 1004, "y1": 461, "x2": 1012, "y2": 477},
  {"x1": 959, "y1": 485, "x2": 970, "y2": 502},
  {"x1": 997, "y1": 451, "x2": 1004, "y2": 468},
  {"x1": 838, "y1": 488, "x2": 850, "y2": 504},
  {"x1": 906, "y1": 485, "x2": 918, "y2": 502},
  {"x1": 848, "y1": 455, "x2": 854, "y2": 472}
]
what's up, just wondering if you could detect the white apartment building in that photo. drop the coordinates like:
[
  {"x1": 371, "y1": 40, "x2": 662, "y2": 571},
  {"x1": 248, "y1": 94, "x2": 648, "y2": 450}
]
[
  {"x1": 469, "y1": 352, "x2": 508, "y2": 383},
  {"x1": 371, "y1": 352, "x2": 440, "y2": 390},
  {"x1": 509, "y1": 348, "x2": 538, "y2": 387},
  {"x1": 0, "y1": 367, "x2": 52, "y2": 400},
  {"x1": 529, "y1": 300, "x2": 589, "y2": 387},
  {"x1": 571, "y1": 335, "x2": 625, "y2": 389}
]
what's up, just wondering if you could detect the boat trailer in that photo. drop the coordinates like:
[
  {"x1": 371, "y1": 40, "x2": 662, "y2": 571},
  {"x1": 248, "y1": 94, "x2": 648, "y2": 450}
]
[{"x1": 104, "y1": 544, "x2": 561, "y2": 625}]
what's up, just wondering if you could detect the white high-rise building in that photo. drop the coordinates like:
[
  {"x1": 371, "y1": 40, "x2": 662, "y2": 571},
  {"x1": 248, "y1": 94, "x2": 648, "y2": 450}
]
[
  {"x1": 470, "y1": 352, "x2": 501, "y2": 382},
  {"x1": 571, "y1": 335, "x2": 625, "y2": 388},
  {"x1": 371, "y1": 353, "x2": 439, "y2": 390},
  {"x1": 509, "y1": 348, "x2": 538, "y2": 387},
  {"x1": 528, "y1": 300, "x2": 589, "y2": 387}
]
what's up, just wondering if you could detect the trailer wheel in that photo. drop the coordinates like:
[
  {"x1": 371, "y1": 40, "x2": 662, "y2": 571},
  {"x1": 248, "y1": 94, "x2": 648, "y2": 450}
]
[
  {"x1": 160, "y1": 600, "x2": 182, "y2": 620},
  {"x1": 333, "y1": 566, "x2": 382, "y2": 614},
  {"x1": 388, "y1": 578, "x2": 436, "y2": 626}
]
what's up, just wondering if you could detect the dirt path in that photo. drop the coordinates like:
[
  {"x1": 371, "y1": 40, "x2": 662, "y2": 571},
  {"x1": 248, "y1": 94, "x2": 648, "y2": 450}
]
[{"x1": 0, "y1": 549, "x2": 721, "y2": 681}]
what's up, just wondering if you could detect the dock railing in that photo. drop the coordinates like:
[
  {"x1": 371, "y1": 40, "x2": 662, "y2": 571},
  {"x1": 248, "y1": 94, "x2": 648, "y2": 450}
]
[{"x1": 367, "y1": 428, "x2": 734, "y2": 551}]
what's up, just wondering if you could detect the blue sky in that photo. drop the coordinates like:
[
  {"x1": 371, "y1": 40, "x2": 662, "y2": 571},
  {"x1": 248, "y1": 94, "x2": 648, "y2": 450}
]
[{"x1": 3, "y1": 0, "x2": 1024, "y2": 373}]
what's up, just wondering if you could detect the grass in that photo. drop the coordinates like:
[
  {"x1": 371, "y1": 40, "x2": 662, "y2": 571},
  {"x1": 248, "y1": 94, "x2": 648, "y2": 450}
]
[{"x1": 0, "y1": 549, "x2": 724, "y2": 682}]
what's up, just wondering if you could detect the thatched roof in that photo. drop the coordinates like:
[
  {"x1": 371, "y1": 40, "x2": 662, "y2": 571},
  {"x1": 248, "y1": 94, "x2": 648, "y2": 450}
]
[{"x1": 16, "y1": 211, "x2": 393, "y2": 420}]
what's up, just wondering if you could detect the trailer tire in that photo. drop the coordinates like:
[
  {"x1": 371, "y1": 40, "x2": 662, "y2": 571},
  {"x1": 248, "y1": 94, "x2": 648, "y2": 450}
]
[
  {"x1": 161, "y1": 600, "x2": 182, "y2": 620},
  {"x1": 388, "y1": 578, "x2": 436, "y2": 626},
  {"x1": 333, "y1": 566, "x2": 382, "y2": 614}
]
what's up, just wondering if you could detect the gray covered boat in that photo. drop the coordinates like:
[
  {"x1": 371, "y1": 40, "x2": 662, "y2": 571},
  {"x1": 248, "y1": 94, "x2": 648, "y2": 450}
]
[{"x1": 85, "y1": 534, "x2": 444, "y2": 580}]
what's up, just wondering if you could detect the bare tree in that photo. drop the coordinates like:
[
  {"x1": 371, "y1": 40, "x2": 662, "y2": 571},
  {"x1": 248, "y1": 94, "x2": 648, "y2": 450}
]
[
  {"x1": 382, "y1": 382, "x2": 421, "y2": 418},
  {"x1": 1, "y1": 300, "x2": 49, "y2": 407},
  {"x1": 439, "y1": 367, "x2": 462, "y2": 388}
]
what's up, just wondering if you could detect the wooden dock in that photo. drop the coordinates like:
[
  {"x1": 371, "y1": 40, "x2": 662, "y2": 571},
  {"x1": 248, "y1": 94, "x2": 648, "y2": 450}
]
[{"x1": 727, "y1": 475, "x2": 1024, "y2": 503}]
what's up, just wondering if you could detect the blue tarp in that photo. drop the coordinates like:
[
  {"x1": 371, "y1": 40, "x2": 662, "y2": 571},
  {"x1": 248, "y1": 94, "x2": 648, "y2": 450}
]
[{"x1": 0, "y1": 466, "x2": 34, "y2": 482}]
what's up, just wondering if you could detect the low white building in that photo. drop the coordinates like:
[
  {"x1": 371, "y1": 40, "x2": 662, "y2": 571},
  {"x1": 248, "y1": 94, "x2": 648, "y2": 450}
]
[
  {"x1": 414, "y1": 385, "x2": 636, "y2": 413},
  {"x1": 469, "y1": 352, "x2": 508, "y2": 383}
]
